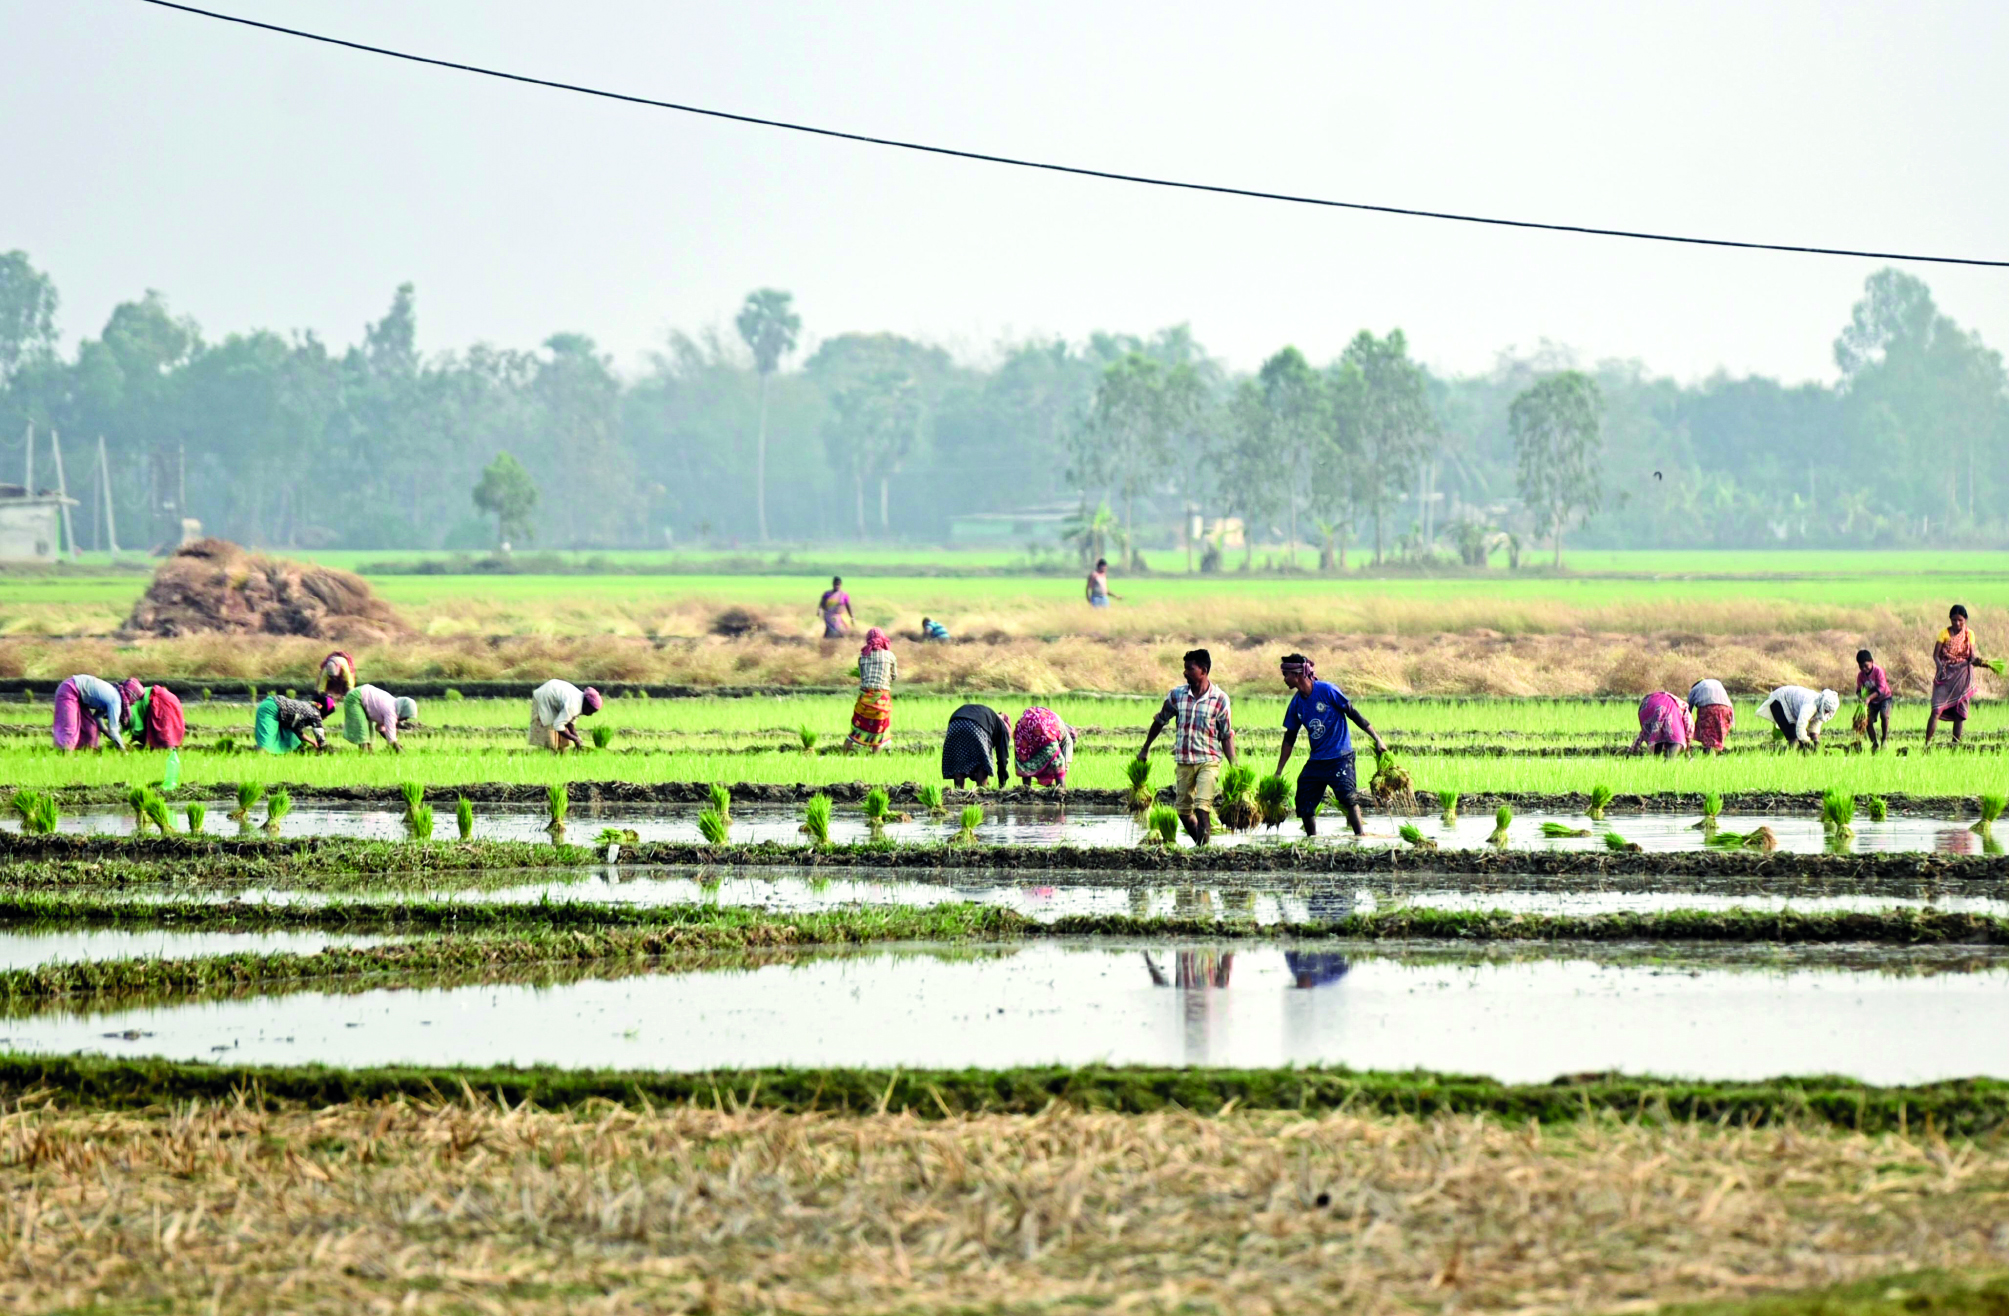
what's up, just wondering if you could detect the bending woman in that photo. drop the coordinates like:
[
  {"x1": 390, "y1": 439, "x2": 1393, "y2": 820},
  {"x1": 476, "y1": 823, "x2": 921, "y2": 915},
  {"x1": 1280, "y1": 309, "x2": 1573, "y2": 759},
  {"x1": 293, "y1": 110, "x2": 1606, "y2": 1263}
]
[
  {"x1": 124, "y1": 680, "x2": 186, "y2": 750},
  {"x1": 1755, "y1": 685, "x2": 1839, "y2": 751},
  {"x1": 51, "y1": 674, "x2": 131, "y2": 751},
  {"x1": 1013, "y1": 705, "x2": 1079, "y2": 788},
  {"x1": 1630, "y1": 691, "x2": 1693, "y2": 758},
  {"x1": 844, "y1": 629, "x2": 897, "y2": 753},
  {"x1": 343, "y1": 685, "x2": 418, "y2": 753},
  {"x1": 1926, "y1": 604, "x2": 1987, "y2": 747},
  {"x1": 255, "y1": 694, "x2": 327, "y2": 754},
  {"x1": 941, "y1": 703, "x2": 1010, "y2": 788}
]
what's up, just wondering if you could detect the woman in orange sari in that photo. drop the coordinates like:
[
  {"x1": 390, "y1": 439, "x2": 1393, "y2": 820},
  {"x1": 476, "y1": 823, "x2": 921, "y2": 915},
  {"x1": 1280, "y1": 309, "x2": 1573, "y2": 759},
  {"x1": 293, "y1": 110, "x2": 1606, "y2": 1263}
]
[{"x1": 1925, "y1": 604, "x2": 1987, "y2": 747}]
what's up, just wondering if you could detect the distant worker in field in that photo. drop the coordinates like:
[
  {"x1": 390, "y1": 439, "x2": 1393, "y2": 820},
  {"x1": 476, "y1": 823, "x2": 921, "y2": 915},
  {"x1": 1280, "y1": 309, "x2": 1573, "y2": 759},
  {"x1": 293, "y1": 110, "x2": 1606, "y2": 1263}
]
[
  {"x1": 1274, "y1": 653, "x2": 1386, "y2": 836},
  {"x1": 51, "y1": 674, "x2": 131, "y2": 752},
  {"x1": 254, "y1": 692, "x2": 327, "y2": 754},
  {"x1": 817, "y1": 576, "x2": 854, "y2": 639},
  {"x1": 1085, "y1": 558, "x2": 1121, "y2": 609},
  {"x1": 844, "y1": 628, "x2": 898, "y2": 753},
  {"x1": 1755, "y1": 684, "x2": 1840, "y2": 751},
  {"x1": 940, "y1": 702, "x2": 1011, "y2": 788},
  {"x1": 527, "y1": 679, "x2": 601, "y2": 751},
  {"x1": 316, "y1": 650, "x2": 358, "y2": 714},
  {"x1": 1013, "y1": 705, "x2": 1079, "y2": 788},
  {"x1": 1856, "y1": 649, "x2": 1894, "y2": 751},
  {"x1": 123, "y1": 679, "x2": 186, "y2": 750},
  {"x1": 1136, "y1": 648, "x2": 1234, "y2": 845},
  {"x1": 1686, "y1": 678, "x2": 1734, "y2": 754},
  {"x1": 920, "y1": 616, "x2": 950, "y2": 642},
  {"x1": 1630, "y1": 691, "x2": 1693, "y2": 758},
  {"x1": 342, "y1": 684, "x2": 419, "y2": 754},
  {"x1": 1925, "y1": 605, "x2": 1988, "y2": 747}
]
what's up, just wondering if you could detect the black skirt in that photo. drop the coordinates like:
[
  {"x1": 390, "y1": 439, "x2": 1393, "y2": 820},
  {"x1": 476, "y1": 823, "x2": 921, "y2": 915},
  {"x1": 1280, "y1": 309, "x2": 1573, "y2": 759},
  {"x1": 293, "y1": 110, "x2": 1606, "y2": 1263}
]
[{"x1": 941, "y1": 718, "x2": 997, "y2": 781}]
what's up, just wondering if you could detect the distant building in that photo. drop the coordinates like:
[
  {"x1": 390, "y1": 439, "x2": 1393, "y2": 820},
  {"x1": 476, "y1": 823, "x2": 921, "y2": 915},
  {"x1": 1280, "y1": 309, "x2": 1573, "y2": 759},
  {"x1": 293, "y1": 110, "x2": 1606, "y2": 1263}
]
[
  {"x1": 0, "y1": 486, "x2": 77, "y2": 562},
  {"x1": 947, "y1": 502, "x2": 1076, "y2": 546}
]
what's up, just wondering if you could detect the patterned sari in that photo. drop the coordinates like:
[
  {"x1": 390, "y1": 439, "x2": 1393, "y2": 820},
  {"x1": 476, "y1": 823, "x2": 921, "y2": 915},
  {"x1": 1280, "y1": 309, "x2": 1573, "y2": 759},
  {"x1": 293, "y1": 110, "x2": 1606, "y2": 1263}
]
[
  {"x1": 1013, "y1": 706, "x2": 1075, "y2": 785},
  {"x1": 1932, "y1": 627, "x2": 1976, "y2": 718},
  {"x1": 846, "y1": 689, "x2": 893, "y2": 752}
]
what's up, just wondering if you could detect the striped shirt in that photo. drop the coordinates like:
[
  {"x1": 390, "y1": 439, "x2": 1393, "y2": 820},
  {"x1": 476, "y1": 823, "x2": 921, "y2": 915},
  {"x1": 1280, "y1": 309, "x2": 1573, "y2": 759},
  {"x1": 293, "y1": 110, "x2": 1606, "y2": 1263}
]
[{"x1": 1160, "y1": 682, "x2": 1232, "y2": 764}]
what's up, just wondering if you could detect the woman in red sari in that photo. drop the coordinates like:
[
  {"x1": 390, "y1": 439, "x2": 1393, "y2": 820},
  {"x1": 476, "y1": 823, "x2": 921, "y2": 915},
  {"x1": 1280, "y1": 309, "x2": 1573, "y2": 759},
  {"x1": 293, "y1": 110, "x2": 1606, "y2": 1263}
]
[{"x1": 1925, "y1": 604, "x2": 1988, "y2": 747}]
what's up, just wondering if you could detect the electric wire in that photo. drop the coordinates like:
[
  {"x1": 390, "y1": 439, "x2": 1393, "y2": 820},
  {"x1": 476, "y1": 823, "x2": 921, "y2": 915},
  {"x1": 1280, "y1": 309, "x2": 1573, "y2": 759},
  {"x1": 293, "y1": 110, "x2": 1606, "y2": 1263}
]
[{"x1": 134, "y1": 0, "x2": 2007, "y2": 269}]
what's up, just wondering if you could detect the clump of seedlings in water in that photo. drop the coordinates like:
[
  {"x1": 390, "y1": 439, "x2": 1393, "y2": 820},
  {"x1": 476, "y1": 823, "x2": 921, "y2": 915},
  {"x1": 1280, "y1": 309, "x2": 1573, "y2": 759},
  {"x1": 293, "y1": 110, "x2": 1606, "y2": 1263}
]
[
  {"x1": 1438, "y1": 791, "x2": 1459, "y2": 826},
  {"x1": 916, "y1": 783, "x2": 945, "y2": 817},
  {"x1": 1144, "y1": 804, "x2": 1179, "y2": 846},
  {"x1": 456, "y1": 795, "x2": 474, "y2": 840},
  {"x1": 955, "y1": 803, "x2": 985, "y2": 844},
  {"x1": 798, "y1": 725, "x2": 818, "y2": 754},
  {"x1": 184, "y1": 802, "x2": 205, "y2": 834},
  {"x1": 709, "y1": 782, "x2": 733, "y2": 821},
  {"x1": 12, "y1": 789, "x2": 58, "y2": 836},
  {"x1": 1821, "y1": 789, "x2": 1856, "y2": 837},
  {"x1": 1125, "y1": 758, "x2": 1154, "y2": 810},
  {"x1": 141, "y1": 793, "x2": 175, "y2": 836},
  {"x1": 229, "y1": 781, "x2": 264, "y2": 823},
  {"x1": 263, "y1": 788, "x2": 292, "y2": 834},
  {"x1": 1691, "y1": 791, "x2": 1723, "y2": 831},
  {"x1": 1486, "y1": 804, "x2": 1511, "y2": 846},
  {"x1": 1865, "y1": 795, "x2": 1888, "y2": 823},
  {"x1": 1973, "y1": 794, "x2": 2006, "y2": 834},
  {"x1": 1706, "y1": 825, "x2": 1778, "y2": 852},
  {"x1": 1541, "y1": 821, "x2": 1592, "y2": 838},
  {"x1": 697, "y1": 806, "x2": 729, "y2": 846},
  {"x1": 125, "y1": 785, "x2": 151, "y2": 832},
  {"x1": 1255, "y1": 774, "x2": 1290, "y2": 829},
  {"x1": 1586, "y1": 784, "x2": 1614, "y2": 821},
  {"x1": 800, "y1": 793, "x2": 832, "y2": 847},
  {"x1": 589, "y1": 725, "x2": 614, "y2": 750},
  {"x1": 863, "y1": 787, "x2": 910, "y2": 827},
  {"x1": 596, "y1": 826, "x2": 639, "y2": 845},
  {"x1": 546, "y1": 783, "x2": 568, "y2": 834},
  {"x1": 1603, "y1": 831, "x2": 1641, "y2": 853},
  {"x1": 1217, "y1": 764, "x2": 1258, "y2": 831},
  {"x1": 398, "y1": 781, "x2": 424, "y2": 822},
  {"x1": 409, "y1": 804, "x2": 435, "y2": 842},
  {"x1": 1398, "y1": 823, "x2": 1436, "y2": 851}
]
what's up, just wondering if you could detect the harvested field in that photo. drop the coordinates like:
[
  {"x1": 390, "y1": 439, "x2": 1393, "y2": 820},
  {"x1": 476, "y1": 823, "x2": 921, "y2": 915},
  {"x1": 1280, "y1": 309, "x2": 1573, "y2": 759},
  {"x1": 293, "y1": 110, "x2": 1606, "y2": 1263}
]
[{"x1": 0, "y1": 1096, "x2": 2003, "y2": 1314}]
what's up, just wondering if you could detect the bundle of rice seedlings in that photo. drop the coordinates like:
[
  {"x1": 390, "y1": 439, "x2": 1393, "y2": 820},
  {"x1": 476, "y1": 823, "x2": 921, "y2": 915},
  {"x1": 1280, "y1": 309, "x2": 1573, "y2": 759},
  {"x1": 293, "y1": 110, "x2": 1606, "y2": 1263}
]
[
  {"x1": 1865, "y1": 795, "x2": 1888, "y2": 822},
  {"x1": 1145, "y1": 805, "x2": 1179, "y2": 846},
  {"x1": 1438, "y1": 790, "x2": 1459, "y2": 826},
  {"x1": 1369, "y1": 750, "x2": 1413, "y2": 808},
  {"x1": 709, "y1": 782, "x2": 732, "y2": 820},
  {"x1": 184, "y1": 803, "x2": 205, "y2": 834},
  {"x1": 1851, "y1": 703, "x2": 1870, "y2": 736},
  {"x1": 1973, "y1": 794, "x2": 2006, "y2": 834},
  {"x1": 263, "y1": 788, "x2": 292, "y2": 833},
  {"x1": 1125, "y1": 757, "x2": 1154, "y2": 809},
  {"x1": 398, "y1": 781, "x2": 424, "y2": 821},
  {"x1": 213, "y1": 736, "x2": 238, "y2": 756},
  {"x1": 589, "y1": 725, "x2": 614, "y2": 750},
  {"x1": 1587, "y1": 784, "x2": 1614, "y2": 821},
  {"x1": 409, "y1": 804, "x2": 435, "y2": 842},
  {"x1": 1706, "y1": 828, "x2": 1746, "y2": 848},
  {"x1": 141, "y1": 795, "x2": 174, "y2": 835},
  {"x1": 1744, "y1": 825, "x2": 1778, "y2": 851},
  {"x1": 1255, "y1": 774, "x2": 1290, "y2": 828},
  {"x1": 126, "y1": 785, "x2": 151, "y2": 831},
  {"x1": 30, "y1": 794, "x2": 58, "y2": 836},
  {"x1": 1487, "y1": 804, "x2": 1511, "y2": 846},
  {"x1": 1398, "y1": 823, "x2": 1437, "y2": 850},
  {"x1": 1989, "y1": 659, "x2": 2007, "y2": 677},
  {"x1": 1603, "y1": 831, "x2": 1641, "y2": 853},
  {"x1": 229, "y1": 781, "x2": 264, "y2": 822},
  {"x1": 863, "y1": 788, "x2": 890, "y2": 822},
  {"x1": 1217, "y1": 763, "x2": 1259, "y2": 831},
  {"x1": 595, "y1": 826, "x2": 640, "y2": 845},
  {"x1": 955, "y1": 804, "x2": 985, "y2": 844},
  {"x1": 456, "y1": 796, "x2": 474, "y2": 840},
  {"x1": 1821, "y1": 789, "x2": 1856, "y2": 836},
  {"x1": 546, "y1": 783, "x2": 568, "y2": 833},
  {"x1": 1540, "y1": 821, "x2": 1591, "y2": 838},
  {"x1": 798, "y1": 725, "x2": 818, "y2": 753},
  {"x1": 697, "y1": 807, "x2": 729, "y2": 845},
  {"x1": 9, "y1": 789, "x2": 37, "y2": 827},
  {"x1": 916, "y1": 783, "x2": 945, "y2": 816},
  {"x1": 800, "y1": 794, "x2": 832, "y2": 846}
]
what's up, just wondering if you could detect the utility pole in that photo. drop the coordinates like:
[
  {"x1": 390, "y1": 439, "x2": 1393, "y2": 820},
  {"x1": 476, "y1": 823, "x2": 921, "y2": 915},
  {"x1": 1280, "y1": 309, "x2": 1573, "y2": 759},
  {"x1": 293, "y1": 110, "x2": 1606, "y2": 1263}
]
[
  {"x1": 97, "y1": 436, "x2": 119, "y2": 555},
  {"x1": 49, "y1": 430, "x2": 76, "y2": 559},
  {"x1": 23, "y1": 422, "x2": 32, "y2": 494}
]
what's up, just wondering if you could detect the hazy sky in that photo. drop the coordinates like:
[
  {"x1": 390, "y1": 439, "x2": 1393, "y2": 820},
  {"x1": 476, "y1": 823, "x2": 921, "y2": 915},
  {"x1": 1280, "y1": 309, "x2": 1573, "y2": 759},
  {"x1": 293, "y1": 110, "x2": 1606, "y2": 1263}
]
[{"x1": 5, "y1": 0, "x2": 2006, "y2": 382}]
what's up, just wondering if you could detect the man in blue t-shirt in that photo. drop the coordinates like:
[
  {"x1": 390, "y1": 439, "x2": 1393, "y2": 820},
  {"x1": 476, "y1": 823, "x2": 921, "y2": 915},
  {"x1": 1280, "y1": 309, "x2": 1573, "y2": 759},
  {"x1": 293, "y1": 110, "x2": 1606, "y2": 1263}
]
[{"x1": 1274, "y1": 652, "x2": 1386, "y2": 836}]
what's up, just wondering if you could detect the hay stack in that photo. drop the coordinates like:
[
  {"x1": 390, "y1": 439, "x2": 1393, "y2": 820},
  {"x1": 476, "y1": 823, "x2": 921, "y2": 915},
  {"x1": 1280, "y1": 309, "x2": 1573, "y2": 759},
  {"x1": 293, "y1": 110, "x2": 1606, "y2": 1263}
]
[{"x1": 122, "y1": 539, "x2": 408, "y2": 642}]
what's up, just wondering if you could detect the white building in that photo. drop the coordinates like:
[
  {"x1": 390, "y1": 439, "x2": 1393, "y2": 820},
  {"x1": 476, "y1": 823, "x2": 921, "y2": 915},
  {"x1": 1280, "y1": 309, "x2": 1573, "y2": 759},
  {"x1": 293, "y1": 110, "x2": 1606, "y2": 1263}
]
[{"x1": 0, "y1": 488, "x2": 76, "y2": 561}]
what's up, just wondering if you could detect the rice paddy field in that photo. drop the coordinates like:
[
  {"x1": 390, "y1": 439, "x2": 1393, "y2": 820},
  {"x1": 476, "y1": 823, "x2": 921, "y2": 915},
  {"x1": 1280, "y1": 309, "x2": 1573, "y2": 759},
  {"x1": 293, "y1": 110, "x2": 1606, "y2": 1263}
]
[{"x1": 6, "y1": 549, "x2": 2009, "y2": 1313}]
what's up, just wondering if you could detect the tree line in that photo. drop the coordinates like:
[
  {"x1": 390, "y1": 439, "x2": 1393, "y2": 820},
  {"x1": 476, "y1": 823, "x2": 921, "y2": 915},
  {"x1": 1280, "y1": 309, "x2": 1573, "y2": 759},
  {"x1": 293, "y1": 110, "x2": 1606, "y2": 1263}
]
[{"x1": 0, "y1": 250, "x2": 2000, "y2": 558}]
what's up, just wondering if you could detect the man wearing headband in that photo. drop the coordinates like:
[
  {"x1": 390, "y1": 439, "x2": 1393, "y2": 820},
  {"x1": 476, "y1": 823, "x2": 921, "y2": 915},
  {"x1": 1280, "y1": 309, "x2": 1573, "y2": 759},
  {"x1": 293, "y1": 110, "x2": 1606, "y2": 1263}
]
[
  {"x1": 1275, "y1": 653, "x2": 1385, "y2": 837},
  {"x1": 528, "y1": 679, "x2": 603, "y2": 751}
]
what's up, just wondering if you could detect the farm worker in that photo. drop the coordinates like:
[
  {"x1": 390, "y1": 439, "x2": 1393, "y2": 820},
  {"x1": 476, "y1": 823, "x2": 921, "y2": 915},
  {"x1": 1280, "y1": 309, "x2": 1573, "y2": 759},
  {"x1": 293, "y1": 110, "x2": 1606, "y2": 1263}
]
[
  {"x1": 1925, "y1": 605, "x2": 1987, "y2": 747},
  {"x1": 254, "y1": 693, "x2": 327, "y2": 754},
  {"x1": 1012, "y1": 706, "x2": 1079, "y2": 788},
  {"x1": 316, "y1": 651, "x2": 358, "y2": 709},
  {"x1": 1085, "y1": 557, "x2": 1120, "y2": 609},
  {"x1": 1136, "y1": 648, "x2": 1234, "y2": 845},
  {"x1": 1686, "y1": 678, "x2": 1734, "y2": 754},
  {"x1": 123, "y1": 679, "x2": 186, "y2": 750},
  {"x1": 817, "y1": 576, "x2": 853, "y2": 639},
  {"x1": 51, "y1": 674, "x2": 131, "y2": 751},
  {"x1": 843, "y1": 628, "x2": 898, "y2": 753},
  {"x1": 1856, "y1": 649, "x2": 1894, "y2": 751},
  {"x1": 1273, "y1": 652, "x2": 1386, "y2": 837},
  {"x1": 940, "y1": 703, "x2": 1011, "y2": 788},
  {"x1": 1755, "y1": 685, "x2": 1840, "y2": 750},
  {"x1": 528, "y1": 679, "x2": 601, "y2": 751},
  {"x1": 342, "y1": 685, "x2": 418, "y2": 753},
  {"x1": 1629, "y1": 691, "x2": 1693, "y2": 759},
  {"x1": 920, "y1": 616, "x2": 950, "y2": 642}
]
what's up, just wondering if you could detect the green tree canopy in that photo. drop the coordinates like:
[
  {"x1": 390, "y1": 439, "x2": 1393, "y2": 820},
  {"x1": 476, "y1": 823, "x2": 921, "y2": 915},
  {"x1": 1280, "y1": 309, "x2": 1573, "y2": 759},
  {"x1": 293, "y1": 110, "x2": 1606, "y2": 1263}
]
[
  {"x1": 473, "y1": 450, "x2": 538, "y2": 547},
  {"x1": 1510, "y1": 371, "x2": 1604, "y2": 566}
]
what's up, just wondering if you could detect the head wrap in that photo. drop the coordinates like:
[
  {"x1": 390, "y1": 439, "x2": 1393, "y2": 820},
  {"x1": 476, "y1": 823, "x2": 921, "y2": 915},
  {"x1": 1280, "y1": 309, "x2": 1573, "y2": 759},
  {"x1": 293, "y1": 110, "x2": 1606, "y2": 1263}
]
[
  {"x1": 119, "y1": 678, "x2": 144, "y2": 708},
  {"x1": 394, "y1": 696, "x2": 418, "y2": 722},
  {"x1": 314, "y1": 692, "x2": 339, "y2": 718},
  {"x1": 581, "y1": 687, "x2": 604, "y2": 715},
  {"x1": 1816, "y1": 689, "x2": 1841, "y2": 723},
  {"x1": 861, "y1": 627, "x2": 891, "y2": 655},
  {"x1": 1280, "y1": 655, "x2": 1315, "y2": 681}
]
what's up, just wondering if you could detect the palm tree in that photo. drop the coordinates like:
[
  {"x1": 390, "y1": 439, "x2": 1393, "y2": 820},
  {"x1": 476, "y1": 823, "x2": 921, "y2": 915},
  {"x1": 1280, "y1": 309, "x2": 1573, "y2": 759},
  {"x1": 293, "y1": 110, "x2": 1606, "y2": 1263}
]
[{"x1": 735, "y1": 289, "x2": 801, "y2": 542}]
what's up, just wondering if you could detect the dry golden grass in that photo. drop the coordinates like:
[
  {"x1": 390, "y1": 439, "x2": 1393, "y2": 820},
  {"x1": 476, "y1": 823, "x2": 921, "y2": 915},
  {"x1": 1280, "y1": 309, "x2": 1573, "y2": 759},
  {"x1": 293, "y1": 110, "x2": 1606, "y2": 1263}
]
[{"x1": 1, "y1": 1096, "x2": 2005, "y2": 1315}]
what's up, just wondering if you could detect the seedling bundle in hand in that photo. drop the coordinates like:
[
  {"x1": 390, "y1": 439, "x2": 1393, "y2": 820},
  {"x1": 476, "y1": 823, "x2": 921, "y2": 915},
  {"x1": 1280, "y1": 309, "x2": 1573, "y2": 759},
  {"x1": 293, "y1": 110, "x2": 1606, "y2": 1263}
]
[
  {"x1": 1145, "y1": 805, "x2": 1179, "y2": 846},
  {"x1": 1216, "y1": 764, "x2": 1258, "y2": 831},
  {"x1": 1255, "y1": 775, "x2": 1290, "y2": 828}
]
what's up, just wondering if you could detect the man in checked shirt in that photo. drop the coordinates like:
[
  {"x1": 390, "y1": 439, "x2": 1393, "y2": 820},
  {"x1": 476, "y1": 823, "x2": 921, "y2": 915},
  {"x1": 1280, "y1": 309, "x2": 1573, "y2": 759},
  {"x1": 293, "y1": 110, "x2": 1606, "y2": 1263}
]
[{"x1": 1135, "y1": 648, "x2": 1235, "y2": 845}]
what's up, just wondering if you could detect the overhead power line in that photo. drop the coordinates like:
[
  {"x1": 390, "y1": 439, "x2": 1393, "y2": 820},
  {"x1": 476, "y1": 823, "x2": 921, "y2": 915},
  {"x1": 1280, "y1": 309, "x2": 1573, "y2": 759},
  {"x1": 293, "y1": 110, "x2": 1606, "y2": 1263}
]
[{"x1": 136, "y1": 0, "x2": 2008, "y2": 269}]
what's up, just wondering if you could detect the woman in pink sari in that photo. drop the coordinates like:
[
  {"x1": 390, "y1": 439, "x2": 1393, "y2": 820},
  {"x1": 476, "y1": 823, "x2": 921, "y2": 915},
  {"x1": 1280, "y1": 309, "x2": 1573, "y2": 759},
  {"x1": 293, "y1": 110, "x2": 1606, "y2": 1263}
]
[
  {"x1": 1925, "y1": 604, "x2": 1987, "y2": 747},
  {"x1": 1629, "y1": 691, "x2": 1693, "y2": 758},
  {"x1": 1013, "y1": 706, "x2": 1078, "y2": 787}
]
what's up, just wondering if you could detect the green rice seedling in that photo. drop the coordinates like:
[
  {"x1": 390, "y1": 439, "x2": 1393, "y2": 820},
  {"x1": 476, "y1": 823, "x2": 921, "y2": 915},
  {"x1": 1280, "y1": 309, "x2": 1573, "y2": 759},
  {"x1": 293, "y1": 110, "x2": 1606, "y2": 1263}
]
[
  {"x1": 590, "y1": 725, "x2": 614, "y2": 750},
  {"x1": 697, "y1": 807, "x2": 729, "y2": 845},
  {"x1": 213, "y1": 736, "x2": 238, "y2": 756},
  {"x1": 709, "y1": 782, "x2": 732, "y2": 819},
  {"x1": 595, "y1": 826, "x2": 639, "y2": 845},
  {"x1": 125, "y1": 784, "x2": 150, "y2": 830},
  {"x1": 863, "y1": 787, "x2": 890, "y2": 824},
  {"x1": 956, "y1": 803, "x2": 985, "y2": 844},
  {"x1": 1124, "y1": 757, "x2": 1154, "y2": 809},
  {"x1": 1217, "y1": 763, "x2": 1258, "y2": 830},
  {"x1": 444, "y1": 688, "x2": 464, "y2": 701},
  {"x1": 184, "y1": 802, "x2": 205, "y2": 834},
  {"x1": 1255, "y1": 774, "x2": 1290, "y2": 828},
  {"x1": 9, "y1": 789, "x2": 36, "y2": 826},
  {"x1": 798, "y1": 725, "x2": 818, "y2": 753},
  {"x1": 1989, "y1": 659, "x2": 2007, "y2": 677},
  {"x1": 546, "y1": 783, "x2": 568, "y2": 832},
  {"x1": 30, "y1": 794, "x2": 58, "y2": 836},
  {"x1": 1603, "y1": 831, "x2": 1641, "y2": 853},
  {"x1": 398, "y1": 780, "x2": 424, "y2": 821},
  {"x1": 409, "y1": 804, "x2": 435, "y2": 842},
  {"x1": 1145, "y1": 804, "x2": 1179, "y2": 846},
  {"x1": 1398, "y1": 823, "x2": 1437, "y2": 850},
  {"x1": 1540, "y1": 821, "x2": 1592, "y2": 838},
  {"x1": 456, "y1": 795, "x2": 474, "y2": 840},
  {"x1": 230, "y1": 781, "x2": 264, "y2": 822},
  {"x1": 916, "y1": 783, "x2": 945, "y2": 816},
  {"x1": 1706, "y1": 828, "x2": 1746, "y2": 848},
  {"x1": 263, "y1": 788, "x2": 292, "y2": 833},
  {"x1": 1587, "y1": 784, "x2": 1613, "y2": 820},
  {"x1": 1821, "y1": 789, "x2": 1856, "y2": 835},
  {"x1": 1973, "y1": 793, "x2": 2006, "y2": 834},
  {"x1": 801, "y1": 793, "x2": 832, "y2": 847},
  {"x1": 142, "y1": 796, "x2": 174, "y2": 835},
  {"x1": 1369, "y1": 750, "x2": 1413, "y2": 806},
  {"x1": 1865, "y1": 795, "x2": 1888, "y2": 822},
  {"x1": 1701, "y1": 790, "x2": 1722, "y2": 819},
  {"x1": 1487, "y1": 804, "x2": 1511, "y2": 846},
  {"x1": 1438, "y1": 790, "x2": 1459, "y2": 826}
]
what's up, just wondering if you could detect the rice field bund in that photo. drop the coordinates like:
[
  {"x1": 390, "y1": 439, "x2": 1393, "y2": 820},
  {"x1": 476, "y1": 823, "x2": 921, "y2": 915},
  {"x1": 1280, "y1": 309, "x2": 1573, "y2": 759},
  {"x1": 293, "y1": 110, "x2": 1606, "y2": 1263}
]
[{"x1": 5, "y1": 549, "x2": 2009, "y2": 1314}]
